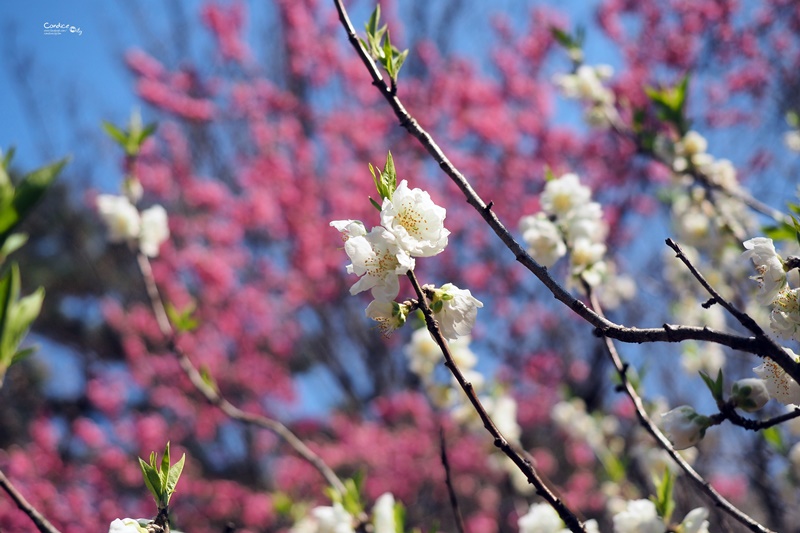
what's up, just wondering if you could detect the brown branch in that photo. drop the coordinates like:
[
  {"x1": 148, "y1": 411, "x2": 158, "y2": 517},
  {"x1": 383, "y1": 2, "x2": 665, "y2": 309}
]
[
  {"x1": 664, "y1": 238, "x2": 800, "y2": 382},
  {"x1": 136, "y1": 253, "x2": 347, "y2": 497},
  {"x1": 710, "y1": 403, "x2": 800, "y2": 432},
  {"x1": 406, "y1": 271, "x2": 588, "y2": 533},
  {"x1": 439, "y1": 425, "x2": 466, "y2": 533},
  {"x1": 0, "y1": 467, "x2": 62, "y2": 533},
  {"x1": 585, "y1": 287, "x2": 773, "y2": 533},
  {"x1": 330, "y1": 0, "x2": 800, "y2": 387}
]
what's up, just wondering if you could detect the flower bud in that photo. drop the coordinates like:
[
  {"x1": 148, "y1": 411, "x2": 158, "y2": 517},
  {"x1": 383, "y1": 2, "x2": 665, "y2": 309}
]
[
  {"x1": 660, "y1": 405, "x2": 709, "y2": 450},
  {"x1": 731, "y1": 378, "x2": 770, "y2": 412}
]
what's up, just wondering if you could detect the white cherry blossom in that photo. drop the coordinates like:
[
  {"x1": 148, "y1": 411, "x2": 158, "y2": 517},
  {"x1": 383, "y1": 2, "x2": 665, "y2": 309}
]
[
  {"x1": 372, "y1": 493, "x2": 396, "y2": 533},
  {"x1": 380, "y1": 179, "x2": 449, "y2": 257},
  {"x1": 742, "y1": 237, "x2": 786, "y2": 305},
  {"x1": 343, "y1": 226, "x2": 414, "y2": 301},
  {"x1": 97, "y1": 194, "x2": 141, "y2": 243},
  {"x1": 311, "y1": 503, "x2": 355, "y2": 533},
  {"x1": 330, "y1": 219, "x2": 367, "y2": 240},
  {"x1": 431, "y1": 283, "x2": 483, "y2": 340},
  {"x1": 365, "y1": 300, "x2": 408, "y2": 336},
  {"x1": 518, "y1": 503, "x2": 599, "y2": 533},
  {"x1": 139, "y1": 205, "x2": 170, "y2": 257},
  {"x1": 753, "y1": 348, "x2": 800, "y2": 405},
  {"x1": 770, "y1": 288, "x2": 800, "y2": 341},
  {"x1": 519, "y1": 213, "x2": 566, "y2": 267},
  {"x1": 540, "y1": 173, "x2": 592, "y2": 218},
  {"x1": 611, "y1": 499, "x2": 663, "y2": 533},
  {"x1": 108, "y1": 518, "x2": 148, "y2": 533}
]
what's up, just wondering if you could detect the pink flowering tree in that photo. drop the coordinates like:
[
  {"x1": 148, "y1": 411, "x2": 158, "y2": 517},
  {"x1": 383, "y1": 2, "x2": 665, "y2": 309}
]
[{"x1": 3, "y1": 1, "x2": 800, "y2": 532}]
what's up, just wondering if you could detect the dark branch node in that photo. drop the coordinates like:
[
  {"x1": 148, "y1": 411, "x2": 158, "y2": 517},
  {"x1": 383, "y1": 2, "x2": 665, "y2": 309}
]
[{"x1": 702, "y1": 298, "x2": 717, "y2": 309}]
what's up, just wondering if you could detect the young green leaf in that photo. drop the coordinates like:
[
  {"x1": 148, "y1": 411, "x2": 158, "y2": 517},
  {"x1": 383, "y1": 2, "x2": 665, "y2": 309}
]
[
  {"x1": 139, "y1": 458, "x2": 163, "y2": 505},
  {"x1": 165, "y1": 452, "x2": 186, "y2": 505},
  {"x1": 652, "y1": 469, "x2": 675, "y2": 523}
]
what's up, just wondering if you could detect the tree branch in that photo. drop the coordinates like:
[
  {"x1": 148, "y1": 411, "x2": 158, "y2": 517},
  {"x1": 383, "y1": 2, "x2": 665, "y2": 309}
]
[
  {"x1": 585, "y1": 287, "x2": 774, "y2": 533},
  {"x1": 439, "y1": 425, "x2": 466, "y2": 533},
  {"x1": 330, "y1": 0, "x2": 800, "y2": 387},
  {"x1": 0, "y1": 467, "x2": 62, "y2": 533},
  {"x1": 136, "y1": 253, "x2": 347, "y2": 497},
  {"x1": 406, "y1": 270, "x2": 588, "y2": 533}
]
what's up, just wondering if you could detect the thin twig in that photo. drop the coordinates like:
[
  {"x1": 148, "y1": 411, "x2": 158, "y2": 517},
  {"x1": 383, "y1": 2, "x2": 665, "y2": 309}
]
[
  {"x1": 0, "y1": 467, "x2": 62, "y2": 533},
  {"x1": 585, "y1": 287, "x2": 773, "y2": 533},
  {"x1": 406, "y1": 271, "x2": 588, "y2": 533},
  {"x1": 710, "y1": 403, "x2": 800, "y2": 432},
  {"x1": 664, "y1": 238, "x2": 799, "y2": 380},
  {"x1": 439, "y1": 425, "x2": 466, "y2": 533},
  {"x1": 136, "y1": 253, "x2": 347, "y2": 497},
  {"x1": 330, "y1": 0, "x2": 800, "y2": 387}
]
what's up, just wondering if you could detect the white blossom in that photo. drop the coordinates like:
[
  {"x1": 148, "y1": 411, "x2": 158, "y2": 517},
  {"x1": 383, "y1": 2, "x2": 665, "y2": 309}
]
[
  {"x1": 676, "y1": 130, "x2": 708, "y2": 158},
  {"x1": 784, "y1": 130, "x2": 800, "y2": 152},
  {"x1": 404, "y1": 328, "x2": 443, "y2": 378},
  {"x1": 330, "y1": 219, "x2": 367, "y2": 240},
  {"x1": 611, "y1": 499, "x2": 663, "y2": 533},
  {"x1": 753, "y1": 348, "x2": 800, "y2": 405},
  {"x1": 372, "y1": 493, "x2": 396, "y2": 533},
  {"x1": 97, "y1": 194, "x2": 141, "y2": 243},
  {"x1": 680, "y1": 507, "x2": 710, "y2": 533},
  {"x1": 518, "y1": 503, "x2": 599, "y2": 533},
  {"x1": 139, "y1": 205, "x2": 170, "y2": 257},
  {"x1": 770, "y1": 288, "x2": 800, "y2": 341},
  {"x1": 519, "y1": 213, "x2": 567, "y2": 267},
  {"x1": 660, "y1": 405, "x2": 709, "y2": 450},
  {"x1": 342, "y1": 226, "x2": 414, "y2": 301},
  {"x1": 366, "y1": 300, "x2": 408, "y2": 336},
  {"x1": 742, "y1": 237, "x2": 787, "y2": 305},
  {"x1": 540, "y1": 173, "x2": 592, "y2": 218},
  {"x1": 731, "y1": 378, "x2": 770, "y2": 412},
  {"x1": 570, "y1": 238, "x2": 607, "y2": 286},
  {"x1": 518, "y1": 503, "x2": 565, "y2": 533},
  {"x1": 562, "y1": 202, "x2": 606, "y2": 244},
  {"x1": 380, "y1": 180, "x2": 449, "y2": 257},
  {"x1": 431, "y1": 283, "x2": 483, "y2": 340},
  {"x1": 553, "y1": 65, "x2": 614, "y2": 104},
  {"x1": 108, "y1": 518, "x2": 148, "y2": 533},
  {"x1": 312, "y1": 503, "x2": 355, "y2": 533}
]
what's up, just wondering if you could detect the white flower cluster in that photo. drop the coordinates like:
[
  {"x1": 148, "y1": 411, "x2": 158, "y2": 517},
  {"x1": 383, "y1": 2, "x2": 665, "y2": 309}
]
[
  {"x1": 290, "y1": 493, "x2": 397, "y2": 533},
  {"x1": 739, "y1": 236, "x2": 800, "y2": 405},
  {"x1": 553, "y1": 64, "x2": 617, "y2": 128},
  {"x1": 612, "y1": 499, "x2": 709, "y2": 533},
  {"x1": 332, "y1": 179, "x2": 482, "y2": 340},
  {"x1": 666, "y1": 130, "x2": 753, "y2": 252},
  {"x1": 518, "y1": 503, "x2": 599, "y2": 533},
  {"x1": 519, "y1": 173, "x2": 631, "y2": 300},
  {"x1": 108, "y1": 518, "x2": 149, "y2": 533},
  {"x1": 97, "y1": 190, "x2": 169, "y2": 258}
]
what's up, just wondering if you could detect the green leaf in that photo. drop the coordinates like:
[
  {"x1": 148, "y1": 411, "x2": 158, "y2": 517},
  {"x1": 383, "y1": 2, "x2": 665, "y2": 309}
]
[
  {"x1": 0, "y1": 233, "x2": 28, "y2": 263},
  {"x1": 382, "y1": 151, "x2": 397, "y2": 199},
  {"x1": 699, "y1": 369, "x2": 724, "y2": 402},
  {"x1": 160, "y1": 442, "x2": 172, "y2": 489},
  {"x1": 762, "y1": 426, "x2": 785, "y2": 453},
  {"x1": 10, "y1": 346, "x2": 35, "y2": 365},
  {"x1": 369, "y1": 197, "x2": 382, "y2": 212},
  {"x1": 652, "y1": 469, "x2": 675, "y2": 523},
  {"x1": 365, "y1": 5, "x2": 381, "y2": 37},
  {"x1": 102, "y1": 121, "x2": 129, "y2": 147},
  {"x1": 5, "y1": 287, "x2": 45, "y2": 362},
  {"x1": 165, "y1": 301, "x2": 199, "y2": 333},
  {"x1": 550, "y1": 27, "x2": 574, "y2": 48},
  {"x1": 165, "y1": 453, "x2": 186, "y2": 505},
  {"x1": 393, "y1": 500, "x2": 405, "y2": 533},
  {"x1": 139, "y1": 458, "x2": 163, "y2": 504},
  {"x1": 199, "y1": 365, "x2": 218, "y2": 393},
  {"x1": 0, "y1": 157, "x2": 68, "y2": 243}
]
